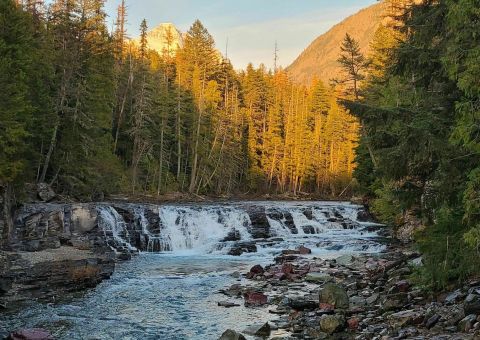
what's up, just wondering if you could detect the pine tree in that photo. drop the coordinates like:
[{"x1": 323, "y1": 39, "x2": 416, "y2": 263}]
[{"x1": 335, "y1": 33, "x2": 369, "y2": 100}]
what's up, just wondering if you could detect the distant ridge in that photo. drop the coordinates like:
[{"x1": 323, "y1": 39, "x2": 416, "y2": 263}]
[{"x1": 286, "y1": 2, "x2": 385, "y2": 85}]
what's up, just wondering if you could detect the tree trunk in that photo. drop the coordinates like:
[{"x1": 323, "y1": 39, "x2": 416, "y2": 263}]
[{"x1": 0, "y1": 183, "x2": 13, "y2": 247}]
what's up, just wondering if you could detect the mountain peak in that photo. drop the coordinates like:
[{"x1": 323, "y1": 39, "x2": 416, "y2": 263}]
[{"x1": 144, "y1": 22, "x2": 184, "y2": 55}]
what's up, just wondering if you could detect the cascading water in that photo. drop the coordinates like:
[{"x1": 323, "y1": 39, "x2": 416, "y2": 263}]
[
  {"x1": 97, "y1": 205, "x2": 137, "y2": 253},
  {"x1": 95, "y1": 201, "x2": 384, "y2": 256}
]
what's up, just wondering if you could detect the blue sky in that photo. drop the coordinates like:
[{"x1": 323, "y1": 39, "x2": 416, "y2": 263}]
[{"x1": 55, "y1": 0, "x2": 378, "y2": 69}]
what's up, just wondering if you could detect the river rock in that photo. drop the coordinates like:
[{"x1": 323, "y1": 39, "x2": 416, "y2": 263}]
[
  {"x1": 243, "y1": 322, "x2": 271, "y2": 337},
  {"x1": 297, "y1": 245, "x2": 312, "y2": 254},
  {"x1": 425, "y1": 313, "x2": 441, "y2": 329},
  {"x1": 335, "y1": 254, "x2": 354, "y2": 267},
  {"x1": 305, "y1": 272, "x2": 333, "y2": 283},
  {"x1": 464, "y1": 293, "x2": 480, "y2": 315},
  {"x1": 244, "y1": 291, "x2": 268, "y2": 306},
  {"x1": 319, "y1": 314, "x2": 345, "y2": 334},
  {"x1": 347, "y1": 317, "x2": 359, "y2": 330},
  {"x1": 218, "y1": 329, "x2": 246, "y2": 340},
  {"x1": 388, "y1": 310, "x2": 424, "y2": 329},
  {"x1": 7, "y1": 328, "x2": 53, "y2": 340},
  {"x1": 319, "y1": 283, "x2": 349, "y2": 309},
  {"x1": 458, "y1": 314, "x2": 477, "y2": 332},
  {"x1": 218, "y1": 301, "x2": 240, "y2": 308},
  {"x1": 288, "y1": 298, "x2": 318, "y2": 311},
  {"x1": 249, "y1": 264, "x2": 264, "y2": 275}
]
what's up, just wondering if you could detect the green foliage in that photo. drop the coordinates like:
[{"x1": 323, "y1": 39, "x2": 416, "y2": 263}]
[
  {"x1": 370, "y1": 182, "x2": 402, "y2": 226},
  {"x1": 351, "y1": 0, "x2": 480, "y2": 289},
  {"x1": 417, "y1": 207, "x2": 478, "y2": 291}
]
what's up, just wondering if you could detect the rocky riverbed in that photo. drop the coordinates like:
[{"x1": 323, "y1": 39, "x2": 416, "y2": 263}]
[{"x1": 218, "y1": 244, "x2": 480, "y2": 339}]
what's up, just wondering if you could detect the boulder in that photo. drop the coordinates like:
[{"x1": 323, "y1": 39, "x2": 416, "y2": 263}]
[
  {"x1": 458, "y1": 314, "x2": 477, "y2": 332},
  {"x1": 249, "y1": 264, "x2": 264, "y2": 275},
  {"x1": 388, "y1": 310, "x2": 424, "y2": 329},
  {"x1": 335, "y1": 254, "x2": 354, "y2": 267},
  {"x1": 464, "y1": 293, "x2": 480, "y2": 315},
  {"x1": 305, "y1": 272, "x2": 333, "y2": 283},
  {"x1": 244, "y1": 291, "x2": 268, "y2": 306},
  {"x1": 425, "y1": 314, "x2": 440, "y2": 329},
  {"x1": 8, "y1": 329, "x2": 53, "y2": 340},
  {"x1": 218, "y1": 329, "x2": 246, "y2": 340},
  {"x1": 36, "y1": 183, "x2": 56, "y2": 202},
  {"x1": 319, "y1": 314, "x2": 345, "y2": 334},
  {"x1": 319, "y1": 283, "x2": 349, "y2": 309},
  {"x1": 243, "y1": 322, "x2": 271, "y2": 337},
  {"x1": 297, "y1": 245, "x2": 312, "y2": 254}
]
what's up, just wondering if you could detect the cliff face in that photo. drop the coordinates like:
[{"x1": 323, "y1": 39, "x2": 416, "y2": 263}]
[{"x1": 286, "y1": 2, "x2": 385, "y2": 85}]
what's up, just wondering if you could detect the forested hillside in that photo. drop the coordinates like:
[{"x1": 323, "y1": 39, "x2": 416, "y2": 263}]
[
  {"x1": 345, "y1": 0, "x2": 480, "y2": 288},
  {"x1": 0, "y1": 0, "x2": 358, "y2": 202},
  {"x1": 287, "y1": 2, "x2": 383, "y2": 85}
]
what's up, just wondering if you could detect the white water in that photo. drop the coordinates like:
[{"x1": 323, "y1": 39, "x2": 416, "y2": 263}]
[{"x1": 96, "y1": 201, "x2": 384, "y2": 257}]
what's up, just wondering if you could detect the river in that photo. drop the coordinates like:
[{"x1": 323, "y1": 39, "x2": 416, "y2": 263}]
[{"x1": 0, "y1": 201, "x2": 385, "y2": 339}]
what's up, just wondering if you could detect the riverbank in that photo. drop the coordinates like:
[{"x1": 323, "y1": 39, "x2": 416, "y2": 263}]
[{"x1": 219, "y1": 243, "x2": 480, "y2": 339}]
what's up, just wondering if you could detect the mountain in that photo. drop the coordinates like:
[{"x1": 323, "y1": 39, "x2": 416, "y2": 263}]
[
  {"x1": 140, "y1": 23, "x2": 184, "y2": 55},
  {"x1": 286, "y1": 2, "x2": 385, "y2": 85}
]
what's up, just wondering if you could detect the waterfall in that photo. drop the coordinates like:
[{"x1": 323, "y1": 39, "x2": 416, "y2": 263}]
[
  {"x1": 157, "y1": 206, "x2": 252, "y2": 253},
  {"x1": 97, "y1": 206, "x2": 137, "y2": 252},
  {"x1": 94, "y1": 202, "x2": 380, "y2": 256}
]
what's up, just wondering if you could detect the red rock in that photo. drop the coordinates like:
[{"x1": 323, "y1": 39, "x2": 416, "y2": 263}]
[
  {"x1": 396, "y1": 280, "x2": 410, "y2": 293},
  {"x1": 249, "y1": 264, "x2": 264, "y2": 275},
  {"x1": 282, "y1": 263, "x2": 294, "y2": 275},
  {"x1": 8, "y1": 329, "x2": 53, "y2": 340},
  {"x1": 319, "y1": 303, "x2": 334, "y2": 311},
  {"x1": 297, "y1": 246, "x2": 312, "y2": 255},
  {"x1": 347, "y1": 318, "x2": 359, "y2": 330},
  {"x1": 244, "y1": 291, "x2": 268, "y2": 306},
  {"x1": 282, "y1": 249, "x2": 300, "y2": 255}
]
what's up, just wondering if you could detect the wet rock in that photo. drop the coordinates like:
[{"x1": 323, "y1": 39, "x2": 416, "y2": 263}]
[
  {"x1": 249, "y1": 264, "x2": 264, "y2": 275},
  {"x1": 218, "y1": 329, "x2": 247, "y2": 340},
  {"x1": 222, "y1": 230, "x2": 241, "y2": 242},
  {"x1": 281, "y1": 263, "x2": 294, "y2": 275},
  {"x1": 319, "y1": 283, "x2": 349, "y2": 309},
  {"x1": 228, "y1": 242, "x2": 257, "y2": 256},
  {"x1": 356, "y1": 210, "x2": 372, "y2": 222},
  {"x1": 218, "y1": 301, "x2": 240, "y2": 308},
  {"x1": 319, "y1": 314, "x2": 345, "y2": 334},
  {"x1": 244, "y1": 291, "x2": 268, "y2": 306},
  {"x1": 297, "y1": 246, "x2": 312, "y2": 255},
  {"x1": 220, "y1": 284, "x2": 242, "y2": 298},
  {"x1": 7, "y1": 328, "x2": 53, "y2": 340},
  {"x1": 243, "y1": 322, "x2": 271, "y2": 337},
  {"x1": 282, "y1": 249, "x2": 300, "y2": 255},
  {"x1": 458, "y1": 314, "x2": 477, "y2": 332},
  {"x1": 288, "y1": 298, "x2": 318, "y2": 311},
  {"x1": 305, "y1": 272, "x2": 333, "y2": 283},
  {"x1": 464, "y1": 293, "x2": 480, "y2": 315}
]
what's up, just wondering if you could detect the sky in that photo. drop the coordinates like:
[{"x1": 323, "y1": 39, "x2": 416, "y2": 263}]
[{"x1": 57, "y1": 0, "x2": 378, "y2": 69}]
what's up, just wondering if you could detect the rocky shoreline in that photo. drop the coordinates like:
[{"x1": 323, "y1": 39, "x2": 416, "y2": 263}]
[{"x1": 218, "y1": 244, "x2": 480, "y2": 339}]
